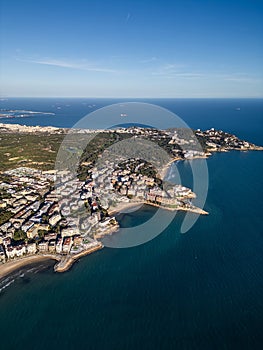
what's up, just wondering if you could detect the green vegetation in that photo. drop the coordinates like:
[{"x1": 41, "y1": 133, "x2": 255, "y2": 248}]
[
  {"x1": 37, "y1": 229, "x2": 47, "y2": 239},
  {"x1": 78, "y1": 132, "x2": 131, "y2": 180},
  {"x1": 0, "y1": 189, "x2": 12, "y2": 200},
  {"x1": 0, "y1": 128, "x2": 206, "y2": 176},
  {"x1": 0, "y1": 210, "x2": 13, "y2": 225},
  {"x1": 0, "y1": 132, "x2": 64, "y2": 171},
  {"x1": 41, "y1": 214, "x2": 49, "y2": 224},
  {"x1": 13, "y1": 229, "x2": 27, "y2": 241},
  {"x1": 0, "y1": 127, "x2": 251, "y2": 180}
]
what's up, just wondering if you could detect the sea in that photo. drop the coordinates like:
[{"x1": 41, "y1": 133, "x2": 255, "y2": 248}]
[{"x1": 0, "y1": 98, "x2": 262, "y2": 350}]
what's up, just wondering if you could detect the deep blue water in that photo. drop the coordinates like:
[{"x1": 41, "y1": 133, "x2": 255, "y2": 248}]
[
  {"x1": 0, "y1": 99, "x2": 262, "y2": 349},
  {"x1": 1, "y1": 98, "x2": 262, "y2": 144}
]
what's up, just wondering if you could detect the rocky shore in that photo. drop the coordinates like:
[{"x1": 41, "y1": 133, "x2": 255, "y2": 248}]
[
  {"x1": 54, "y1": 242, "x2": 103, "y2": 273},
  {"x1": 1, "y1": 122, "x2": 262, "y2": 279}
]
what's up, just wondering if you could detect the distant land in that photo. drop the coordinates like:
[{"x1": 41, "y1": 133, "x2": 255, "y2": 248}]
[{"x1": 0, "y1": 108, "x2": 55, "y2": 119}]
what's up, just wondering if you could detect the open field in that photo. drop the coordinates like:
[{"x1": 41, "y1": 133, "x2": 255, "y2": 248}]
[{"x1": 0, "y1": 133, "x2": 63, "y2": 171}]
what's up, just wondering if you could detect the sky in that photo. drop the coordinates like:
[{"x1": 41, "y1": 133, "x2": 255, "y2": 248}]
[{"x1": 0, "y1": 0, "x2": 263, "y2": 98}]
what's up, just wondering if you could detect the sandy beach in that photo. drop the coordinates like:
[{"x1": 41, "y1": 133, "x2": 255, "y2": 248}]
[
  {"x1": 0, "y1": 254, "x2": 59, "y2": 280},
  {"x1": 0, "y1": 158, "x2": 208, "y2": 280},
  {"x1": 158, "y1": 157, "x2": 181, "y2": 179},
  {"x1": 107, "y1": 201, "x2": 144, "y2": 215}
]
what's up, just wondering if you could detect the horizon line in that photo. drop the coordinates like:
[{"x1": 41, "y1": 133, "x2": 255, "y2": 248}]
[{"x1": 1, "y1": 96, "x2": 263, "y2": 99}]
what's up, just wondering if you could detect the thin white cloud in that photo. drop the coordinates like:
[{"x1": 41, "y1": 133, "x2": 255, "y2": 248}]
[
  {"x1": 151, "y1": 63, "x2": 187, "y2": 77},
  {"x1": 163, "y1": 64, "x2": 180, "y2": 70},
  {"x1": 18, "y1": 58, "x2": 117, "y2": 73},
  {"x1": 150, "y1": 65, "x2": 261, "y2": 83},
  {"x1": 220, "y1": 73, "x2": 261, "y2": 83},
  {"x1": 140, "y1": 57, "x2": 158, "y2": 64}
]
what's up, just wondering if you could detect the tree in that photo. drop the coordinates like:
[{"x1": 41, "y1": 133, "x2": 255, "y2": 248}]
[
  {"x1": 13, "y1": 229, "x2": 27, "y2": 241},
  {"x1": 41, "y1": 214, "x2": 49, "y2": 224},
  {"x1": 37, "y1": 230, "x2": 46, "y2": 239}
]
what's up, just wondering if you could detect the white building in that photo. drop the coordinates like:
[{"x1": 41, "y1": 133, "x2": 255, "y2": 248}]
[
  {"x1": 16, "y1": 245, "x2": 26, "y2": 257},
  {"x1": 27, "y1": 243, "x2": 37, "y2": 255},
  {"x1": 49, "y1": 213, "x2": 61, "y2": 226},
  {"x1": 56, "y1": 238, "x2": 63, "y2": 253}
]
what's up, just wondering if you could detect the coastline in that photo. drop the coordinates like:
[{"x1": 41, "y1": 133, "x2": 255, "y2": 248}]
[
  {"x1": 142, "y1": 201, "x2": 209, "y2": 215},
  {"x1": 108, "y1": 199, "x2": 209, "y2": 216},
  {"x1": 0, "y1": 198, "x2": 208, "y2": 280},
  {"x1": 0, "y1": 152, "x2": 209, "y2": 280},
  {"x1": 107, "y1": 201, "x2": 144, "y2": 216},
  {"x1": 2, "y1": 123, "x2": 260, "y2": 281},
  {"x1": 0, "y1": 254, "x2": 59, "y2": 280},
  {"x1": 158, "y1": 157, "x2": 182, "y2": 179},
  {"x1": 54, "y1": 243, "x2": 103, "y2": 273},
  {"x1": 0, "y1": 244, "x2": 104, "y2": 279}
]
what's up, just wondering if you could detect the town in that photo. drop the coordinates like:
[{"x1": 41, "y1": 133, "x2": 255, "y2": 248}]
[
  {"x1": 0, "y1": 123, "x2": 262, "y2": 272},
  {"x1": 0, "y1": 159, "x2": 202, "y2": 270}
]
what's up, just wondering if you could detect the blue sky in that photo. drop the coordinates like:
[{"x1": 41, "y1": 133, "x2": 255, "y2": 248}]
[{"x1": 1, "y1": 0, "x2": 263, "y2": 97}]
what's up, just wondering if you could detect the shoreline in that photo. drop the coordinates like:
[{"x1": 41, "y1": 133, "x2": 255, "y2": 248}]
[
  {"x1": 0, "y1": 244, "x2": 104, "y2": 280},
  {"x1": 0, "y1": 254, "x2": 60, "y2": 280},
  {"x1": 0, "y1": 155, "x2": 209, "y2": 280},
  {"x1": 54, "y1": 243, "x2": 103, "y2": 273},
  {"x1": 2, "y1": 124, "x2": 258, "y2": 281},
  {"x1": 0, "y1": 198, "x2": 208, "y2": 280},
  {"x1": 158, "y1": 157, "x2": 181, "y2": 179},
  {"x1": 108, "y1": 199, "x2": 209, "y2": 216},
  {"x1": 142, "y1": 201, "x2": 209, "y2": 215},
  {"x1": 107, "y1": 201, "x2": 144, "y2": 216}
]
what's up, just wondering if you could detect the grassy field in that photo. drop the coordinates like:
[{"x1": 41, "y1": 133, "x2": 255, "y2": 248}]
[
  {"x1": 0, "y1": 131, "x2": 131, "y2": 173},
  {"x1": 0, "y1": 133, "x2": 64, "y2": 171},
  {"x1": 0, "y1": 128, "x2": 201, "y2": 173},
  {"x1": 0, "y1": 130, "x2": 179, "y2": 174}
]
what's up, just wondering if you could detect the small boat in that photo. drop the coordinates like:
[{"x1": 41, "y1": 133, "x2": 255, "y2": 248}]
[{"x1": 120, "y1": 113, "x2": 127, "y2": 117}]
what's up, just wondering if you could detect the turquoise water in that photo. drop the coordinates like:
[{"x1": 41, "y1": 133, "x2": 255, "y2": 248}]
[{"x1": 0, "y1": 99, "x2": 262, "y2": 349}]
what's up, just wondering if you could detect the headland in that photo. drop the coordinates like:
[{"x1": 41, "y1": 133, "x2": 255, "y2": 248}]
[{"x1": 0, "y1": 122, "x2": 262, "y2": 278}]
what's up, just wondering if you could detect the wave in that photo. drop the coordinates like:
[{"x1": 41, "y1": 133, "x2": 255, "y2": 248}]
[
  {"x1": 0, "y1": 276, "x2": 15, "y2": 293},
  {"x1": 0, "y1": 262, "x2": 52, "y2": 294}
]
